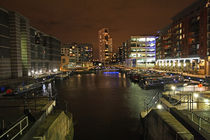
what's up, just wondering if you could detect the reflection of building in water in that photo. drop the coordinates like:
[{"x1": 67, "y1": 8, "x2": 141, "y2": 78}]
[{"x1": 42, "y1": 83, "x2": 52, "y2": 97}]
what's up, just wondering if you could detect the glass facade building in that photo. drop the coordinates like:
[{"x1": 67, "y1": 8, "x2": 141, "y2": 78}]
[{"x1": 127, "y1": 36, "x2": 156, "y2": 68}]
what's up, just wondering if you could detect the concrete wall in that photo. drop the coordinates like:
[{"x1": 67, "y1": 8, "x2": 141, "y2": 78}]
[
  {"x1": 32, "y1": 111, "x2": 73, "y2": 140},
  {"x1": 142, "y1": 109, "x2": 193, "y2": 140},
  {"x1": 170, "y1": 108, "x2": 210, "y2": 140}
]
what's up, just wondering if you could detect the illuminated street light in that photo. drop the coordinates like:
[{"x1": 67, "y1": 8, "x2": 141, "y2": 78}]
[
  {"x1": 193, "y1": 93, "x2": 199, "y2": 98},
  {"x1": 204, "y1": 99, "x2": 209, "y2": 104},
  {"x1": 171, "y1": 86, "x2": 176, "y2": 96},
  {"x1": 171, "y1": 86, "x2": 176, "y2": 91},
  {"x1": 53, "y1": 69, "x2": 58, "y2": 72},
  {"x1": 157, "y1": 104, "x2": 163, "y2": 109}
]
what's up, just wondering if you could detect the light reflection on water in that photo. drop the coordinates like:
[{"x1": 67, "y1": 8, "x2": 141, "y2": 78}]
[
  {"x1": 42, "y1": 82, "x2": 52, "y2": 97},
  {"x1": 55, "y1": 72, "x2": 158, "y2": 140}
]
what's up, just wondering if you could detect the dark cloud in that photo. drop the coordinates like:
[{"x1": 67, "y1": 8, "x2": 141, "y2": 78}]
[{"x1": 0, "y1": 0, "x2": 197, "y2": 58}]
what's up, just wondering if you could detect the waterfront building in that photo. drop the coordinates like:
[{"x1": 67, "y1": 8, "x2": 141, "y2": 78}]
[
  {"x1": 118, "y1": 46, "x2": 123, "y2": 64},
  {"x1": 0, "y1": 8, "x2": 61, "y2": 79},
  {"x1": 98, "y1": 28, "x2": 112, "y2": 64},
  {"x1": 111, "y1": 52, "x2": 118, "y2": 64},
  {"x1": 118, "y1": 42, "x2": 129, "y2": 65},
  {"x1": 156, "y1": 0, "x2": 210, "y2": 75},
  {"x1": 30, "y1": 27, "x2": 61, "y2": 75},
  {"x1": 126, "y1": 36, "x2": 156, "y2": 68},
  {"x1": 0, "y1": 8, "x2": 11, "y2": 79},
  {"x1": 61, "y1": 43, "x2": 93, "y2": 69}
]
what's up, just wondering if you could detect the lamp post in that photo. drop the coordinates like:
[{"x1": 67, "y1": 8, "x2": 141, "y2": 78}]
[{"x1": 171, "y1": 86, "x2": 176, "y2": 96}]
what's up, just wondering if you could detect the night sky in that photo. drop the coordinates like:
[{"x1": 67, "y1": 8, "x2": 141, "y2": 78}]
[{"x1": 0, "y1": 0, "x2": 196, "y2": 57}]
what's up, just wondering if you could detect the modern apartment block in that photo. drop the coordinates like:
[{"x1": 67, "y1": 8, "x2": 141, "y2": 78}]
[
  {"x1": 156, "y1": 0, "x2": 210, "y2": 75},
  {"x1": 118, "y1": 42, "x2": 129, "y2": 64},
  {"x1": 0, "y1": 8, "x2": 11, "y2": 79},
  {"x1": 98, "y1": 28, "x2": 112, "y2": 64},
  {"x1": 61, "y1": 43, "x2": 93, "y2": 69},
  {"x1": 126, "y1": 36, "x2": 156, "y2": 68},
  {"x1": 0, "y1": 8, "x2": 61, "y2": 80},
  {"x1": 30, "y1": 27, "x2": 60, "y2": 75}
]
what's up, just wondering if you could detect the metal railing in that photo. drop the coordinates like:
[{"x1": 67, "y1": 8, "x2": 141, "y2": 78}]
[
  {"x1": 144, "y1": 91, "x2": 162, "y2": 113},
  {"x1": 172, "y1": 95, "x2": 189, "y2": 106},
  {"x1": 0, "y1": 116, "x2": 28, "y2": 140},
  {"x1": 190, "y1": 112, "x2": 210, "y2": 133}
]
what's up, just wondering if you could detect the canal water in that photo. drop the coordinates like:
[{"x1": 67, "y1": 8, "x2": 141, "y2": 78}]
[{"x1": 55, "y1": 72, "x2": 158, "y2": 140}]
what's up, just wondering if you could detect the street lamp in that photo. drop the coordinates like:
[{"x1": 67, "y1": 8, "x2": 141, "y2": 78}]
[
  {"x1": 157, "y1": 104, "x2": 163, "y2": 109},
  {"x1": 204, "y1": 99, "x2": 209, "y2": 105},
  {"x1": 171, "y1": 86, "x2": 176, "y2": 96},
  {"x1": 193, "y1": 93, "x2": 199, "y2": 98}
]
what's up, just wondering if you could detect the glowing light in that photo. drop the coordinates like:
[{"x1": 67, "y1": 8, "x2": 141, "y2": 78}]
[
  {"x1": 178, "y1": 63, "x2": 181, "y2": 67},
  {"x1": 157, "y1": 104, "x2": 163, "y2": 109},
  {"x1": 157, "y1": 57, "x2": 200, "y2": 63},
  {"x1": 49, "y1": 70, "x2": 51, "y2": 73},
  {"x1": 103, "y1": 72, "x2": 119, "y2": 74},
  {"x1": 28, "y1": 72, "x2": 31, "y2": 76},
  {"x1": 137, "y1": 38, "x2": 146, "y2": 42},
  {"x1": 183, "y1": 83, "x2": 188, "y2": 86},
  {"x1": 204, "y1": 99, "x2": 209, "y2": 105},
  {"x1": 171, "y1": 86, "x2": 176, "y2": 91},
  {"x1": 53, "y1": 69, "x2": 58, "y2": 72},
  {"x1": 184, "y1": 63, "x2": 186, "y2": 67},
  {"x1": 146, "y1": 37, "x2": 156, "y2": 41},
  {"x1": 31, "y1": 70, "x2": 34, "y2": 74},
  {"x1": 193, "y1": 93, "x2": 199, "y2": 98}
]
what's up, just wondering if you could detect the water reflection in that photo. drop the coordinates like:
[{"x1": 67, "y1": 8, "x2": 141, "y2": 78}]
[
  {"x1": 55, "y1": 72, "x2": 158, "y2": 140},
  {"x1": 42, "y1": 82, "x2": 52, "y2": 97}
]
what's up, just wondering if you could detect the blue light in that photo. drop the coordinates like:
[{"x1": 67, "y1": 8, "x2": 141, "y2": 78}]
[
  {"x1": 103, "y1": 72, "x2": 119, "y2": 74},
  {"x1": 1, "y1": 87, "x2": 5, "y2": 92}
]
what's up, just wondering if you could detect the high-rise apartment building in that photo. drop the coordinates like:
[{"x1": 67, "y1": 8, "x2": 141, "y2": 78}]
[
  {"x1": 0, "y1": 8, "x2": 61, "y2": 79},
  {"x1": 98, "y1": 28, "x2": 112, "y2": 64}
]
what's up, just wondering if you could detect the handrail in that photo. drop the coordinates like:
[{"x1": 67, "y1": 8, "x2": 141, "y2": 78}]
[
  {"x1": 0, "y1": 116, "x2": 29, "y2": 140},
  {"x1": 190, "y1": 112, "x2": 210, "y2": 133},
  {"x1": 144, "y1": 91, "x2": 162, "y2": 113},
  {"x1": 172, "y1": 95, "x2": 189, "y2": 106}
]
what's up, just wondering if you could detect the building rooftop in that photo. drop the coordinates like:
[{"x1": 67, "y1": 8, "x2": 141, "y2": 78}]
[{"x1": 172, "y1": 0, "x2": 208, "y2": 21}]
